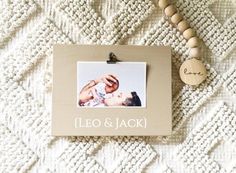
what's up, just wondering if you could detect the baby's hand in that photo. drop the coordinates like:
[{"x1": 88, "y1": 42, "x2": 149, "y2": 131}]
[
  {"x1": 105, "y1": 80, "x2": 119, "y2": 93},
  {"x1": 99, "y1": 74, "x2": 118, "y2": 86}
]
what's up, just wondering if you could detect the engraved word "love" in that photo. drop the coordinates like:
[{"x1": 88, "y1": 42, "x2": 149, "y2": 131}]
[{"x1": 183, "y1": 68, "x2": 204, "y2": 76}]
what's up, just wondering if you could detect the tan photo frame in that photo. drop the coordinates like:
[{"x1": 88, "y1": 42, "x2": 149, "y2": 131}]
[{"x1": 52, "y1": 45, "x2": 172, "y2": 136}]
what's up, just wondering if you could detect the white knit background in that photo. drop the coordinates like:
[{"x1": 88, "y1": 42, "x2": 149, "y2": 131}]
[{"x1": 0, "y1": 0, "x2": 236, "y2": 173}]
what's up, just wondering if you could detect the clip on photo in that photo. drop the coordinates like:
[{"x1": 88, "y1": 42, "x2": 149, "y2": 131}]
[{"x1": 107, "y1": 52, "x2": 120, "y2": 64}]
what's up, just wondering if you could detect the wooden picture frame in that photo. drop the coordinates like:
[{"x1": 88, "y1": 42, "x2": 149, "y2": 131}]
[{"x1": 52, "y1": 45, "x2": 172, "y2": 136}]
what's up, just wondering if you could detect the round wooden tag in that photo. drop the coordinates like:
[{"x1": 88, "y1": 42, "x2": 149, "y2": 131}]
[{"x1": 179, "y1": 58, "x2": 207, "y2": 86}]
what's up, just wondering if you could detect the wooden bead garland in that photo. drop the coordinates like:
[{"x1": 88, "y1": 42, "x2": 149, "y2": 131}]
[
  {"x1": 158, "y1": 0, "x2": 207, "y2": 86},
  {"x1": 177, "y1": 21, "x2": 190, "y2": 32},
  {"x1": 164, "y1": 5, "x2": 177, "y2": 17},
  {"x1": 158, "y1": 0, "x2": 170, "y2": 9},
  {"x1": 189, "y1": 47, "x2": 201, "y2": 57},
  {"x1": 171, "y1": 13, "x2": 183, "y2": 24},
  {"x1": 183, "y1": 28, "x2": 195, "y2": 40},
  {"x1": 179, "y1": 58, "x2": 207, "y2": 86},
  {"x1": 187, "y1": 37, "x2": 200, "y2": 48}
]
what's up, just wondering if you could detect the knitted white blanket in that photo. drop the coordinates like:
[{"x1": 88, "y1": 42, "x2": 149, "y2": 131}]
[{"x1": 0, "y1": 0, "x2": 236, "y2": 173}]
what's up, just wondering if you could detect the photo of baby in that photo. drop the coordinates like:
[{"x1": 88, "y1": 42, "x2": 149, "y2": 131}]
[{"x1": 77, "y1": 62, "x2": 146, "y2": 108}]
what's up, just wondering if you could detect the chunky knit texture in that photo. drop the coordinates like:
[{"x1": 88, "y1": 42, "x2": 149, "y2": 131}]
[
  {"x1": 177, "y1": 103, "x2": 236, "y2": 173},
  {"x1": 0, "y1": 0, "x2": 236, "y2": 173},
  {"x1": 0, "y1": 0, "x2": 37, "y2": 48}
]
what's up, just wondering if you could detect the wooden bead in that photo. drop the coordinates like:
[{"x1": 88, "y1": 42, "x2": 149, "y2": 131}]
[
  {"x1": 187, "y1": 37, "x2": 200, "y2": 48},
  {"x1": 158, "y1": 0, "x2": 170, "y2": 9},
  {"x1": 179, "y1": 58, "x2": 207, "y2": 85},
  {"x1": 171, "y1": 13, "x2": 183, "y2": 24},
  {"x1": 177, "y1": 20, "x2": 190, "y2": 32},
  {"x1": 183, "y1": 28, "x2": 195, "y2": 40},
  {"x1": 164, "y1": 5, "x2": 177, "y2": 17},
  {"x1": 189, "y1": 47, "x2": 201, "y2": 57}
]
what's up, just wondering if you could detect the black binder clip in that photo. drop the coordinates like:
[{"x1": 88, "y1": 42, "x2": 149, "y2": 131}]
[{"x1": 107, "y1": 52, "x2": 120, "y2": 64}]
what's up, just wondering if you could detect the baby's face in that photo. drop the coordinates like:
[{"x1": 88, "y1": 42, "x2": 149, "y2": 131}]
[{"x1": 105, "y1": 80, "x2": 119, "y2": 93}]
